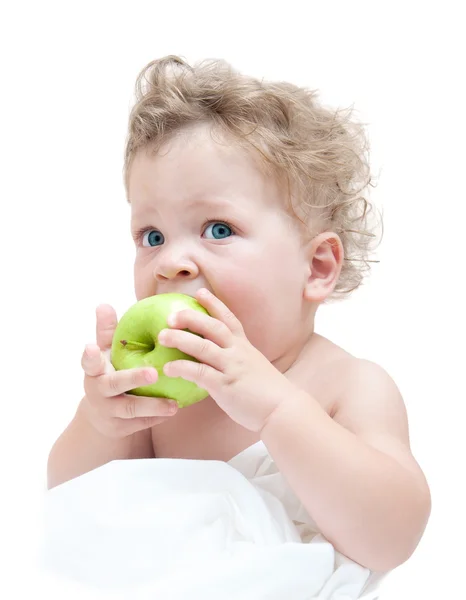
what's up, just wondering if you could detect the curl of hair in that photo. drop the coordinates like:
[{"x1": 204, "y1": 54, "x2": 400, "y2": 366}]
[{"x1": 124, "y1": 55, "x2": 382, "y2": 299}]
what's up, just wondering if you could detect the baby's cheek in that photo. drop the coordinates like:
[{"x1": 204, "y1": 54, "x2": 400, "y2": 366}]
[
  {"x1": 218, "y1": 279, "x2": 275, "y2": 348},
  {"x1": 133, "y1": 260, "x2": 152, "y2": 300},
  {"x1": 214, "y1": 270, "x2": 264, "y2": 315}
]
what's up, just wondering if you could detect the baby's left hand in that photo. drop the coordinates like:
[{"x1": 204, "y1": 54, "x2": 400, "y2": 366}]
[{"x1": 158, "y1": 289, "x2": 294, "y2": 431}]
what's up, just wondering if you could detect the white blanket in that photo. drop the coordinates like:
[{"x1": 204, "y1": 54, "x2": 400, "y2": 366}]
[{"x1": 41, "y1": 442, "x2": 386, "y2": 599}]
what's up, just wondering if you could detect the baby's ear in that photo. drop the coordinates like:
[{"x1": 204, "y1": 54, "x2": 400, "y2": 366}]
[{"x1": 304, "y1": 232, "x2": 344, "y2": 303}]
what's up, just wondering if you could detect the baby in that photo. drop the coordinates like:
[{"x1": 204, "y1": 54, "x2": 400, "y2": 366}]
[{"x1": 47, "y1": 55, "x2": 430, "y2": 573}]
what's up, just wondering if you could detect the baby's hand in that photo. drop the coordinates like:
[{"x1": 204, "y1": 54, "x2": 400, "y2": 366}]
[
  {"x1": 80, "y1": 303, "x2": 178, "y2": 439},
  {"x1": 160, "y1": 289, "x2": 294, "y2": 432}
]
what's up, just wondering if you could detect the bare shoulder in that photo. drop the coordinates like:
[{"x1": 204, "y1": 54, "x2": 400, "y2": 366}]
[
  {"x1": 332, "y1": 357, "x2": 409, "y2": 440},
  {"x1": 329, "y1": 356, "x2": 423, "y2": 475}
]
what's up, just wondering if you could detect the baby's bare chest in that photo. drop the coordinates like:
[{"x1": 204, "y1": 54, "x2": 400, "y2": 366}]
[{"x1": 150, "y1": 355, "x2": 345, "y2": 462}]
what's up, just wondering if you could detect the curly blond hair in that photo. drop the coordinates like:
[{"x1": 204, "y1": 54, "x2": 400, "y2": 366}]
[{"x1": 123, "y1": 55, "x2": 381, "y2": 299}]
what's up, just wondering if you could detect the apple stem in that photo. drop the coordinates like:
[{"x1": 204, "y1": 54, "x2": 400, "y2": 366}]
[{"x1": 120, "y1": 340, "x2": 153, "y2": 351}]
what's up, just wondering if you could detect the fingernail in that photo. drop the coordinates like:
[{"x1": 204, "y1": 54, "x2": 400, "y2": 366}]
[
  {"x1": 144, "y1": 369, "x2": 157, "y2": 383},
  {"x1": 167, "y1": 314, "x2": 176, "y2": 326},
  {"x1": 168, "y1": 401, "x2": 178, "y2": 412},
  {"x1": 158, "y1": 330, "x2": 168, "y2": 343}
]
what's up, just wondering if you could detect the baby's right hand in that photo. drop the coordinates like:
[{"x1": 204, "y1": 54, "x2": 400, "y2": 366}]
[{"x1": 80, "y1": 303, "x2": 178, "y2": 439}]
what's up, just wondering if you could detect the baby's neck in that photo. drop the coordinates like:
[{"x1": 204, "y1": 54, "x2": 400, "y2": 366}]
[{"x1": 272, "y1": 324, "x2": 316, "y2": 375}]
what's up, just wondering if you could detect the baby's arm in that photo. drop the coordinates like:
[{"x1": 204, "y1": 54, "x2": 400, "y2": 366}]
[
  {"x1": 47, "y1": 396, "x2": 154, "y2": 489},
  {"x1": 47, "y1": 304, "x2": 178, "y2": 489},
  {"x1": 260, "y1": 358, "x2": 431, "y2": 572}
]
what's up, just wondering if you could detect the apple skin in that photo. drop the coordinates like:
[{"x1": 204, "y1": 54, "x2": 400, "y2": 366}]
[{"x1": 111, "y1": 293, "x2": 210, "y2": 408}]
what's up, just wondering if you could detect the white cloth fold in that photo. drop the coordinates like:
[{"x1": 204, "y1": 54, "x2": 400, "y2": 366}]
[{"x1": 41, "y1": 441, "x2": 386, "y2": 599}]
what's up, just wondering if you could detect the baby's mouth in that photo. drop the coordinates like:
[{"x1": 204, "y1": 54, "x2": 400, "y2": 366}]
[{"x1": 159, "y1": 288, "x2": 209, "y2": 298}]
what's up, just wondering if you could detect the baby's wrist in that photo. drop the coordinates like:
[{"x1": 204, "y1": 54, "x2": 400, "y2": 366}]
[{"x1": 259, "y1": 384, "x2": 308, "y2": 435}]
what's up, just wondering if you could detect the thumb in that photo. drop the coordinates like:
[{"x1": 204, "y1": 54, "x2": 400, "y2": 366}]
[{"x1": 96, "y1": 304, "x2": 118, "y2": 351}]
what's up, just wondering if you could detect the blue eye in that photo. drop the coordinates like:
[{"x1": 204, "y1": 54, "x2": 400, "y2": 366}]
[
  {"x1": 142, "y1": 230, "x2": 164, "y2": 247},
  {"x1": 204, "y1": 222, "x2": 233, "y2": 239}
]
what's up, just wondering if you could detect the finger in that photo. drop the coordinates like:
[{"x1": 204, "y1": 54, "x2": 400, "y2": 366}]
[
  {"x1": 168, "y1": 308, "x2": 230, "y2": 347},
  {"x1": 81, "y1": 344, "x2": 107, "y2": 377},
  {"x1": 108, "y1": 394, "x2": 179, "y2": 419},
  {"x1": 194, "y1": 289, "x2": 244, "y2": 335},
  {"x1": 163, "y1": 359, "x2": 217, "y2": 391},
  {"x1": 100, "y1": 367, "x2": 159, "y2": 398},
  {"x1": 158, "y1": 328, "x2": 224, "y2": 370},
  {"x1": 96, "y1": 304, "x2": 118, "y2": 350}
]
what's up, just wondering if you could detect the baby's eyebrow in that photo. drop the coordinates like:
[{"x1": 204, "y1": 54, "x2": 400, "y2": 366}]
[
  {"x1": 130, "y1": 194, "x2": 243, "y2": 230},
  {"x1": 183, "y1": 196, "x2": 235, "y2": 211},
  {"x1": 130, "y1": 213, "x2": 155, "y2": 228}
]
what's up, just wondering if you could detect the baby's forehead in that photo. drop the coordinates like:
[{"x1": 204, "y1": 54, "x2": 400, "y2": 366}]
[
  {"x1": 129, "y1": 191, "x2": 286, "y2": 230},
  {"x1": 128, "y1": 135, "x2": 286, "y2": 215},
  {"x1": 131, "y1": 194, "x2": 239, "y2": 219}
]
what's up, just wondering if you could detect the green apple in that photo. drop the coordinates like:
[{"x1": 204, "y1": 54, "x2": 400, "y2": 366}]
[{"x1": 111, "y1": 293, "x2": 210, "y2": 408}]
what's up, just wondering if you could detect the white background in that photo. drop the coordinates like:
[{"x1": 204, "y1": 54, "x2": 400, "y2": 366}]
[{"x1": 1, "y1": 1, "x2": 464, "y2": 597}]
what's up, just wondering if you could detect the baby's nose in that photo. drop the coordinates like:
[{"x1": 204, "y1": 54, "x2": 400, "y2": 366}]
[{"x1": 154, "y1": 257, "x2": 199, "y2": 282}]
